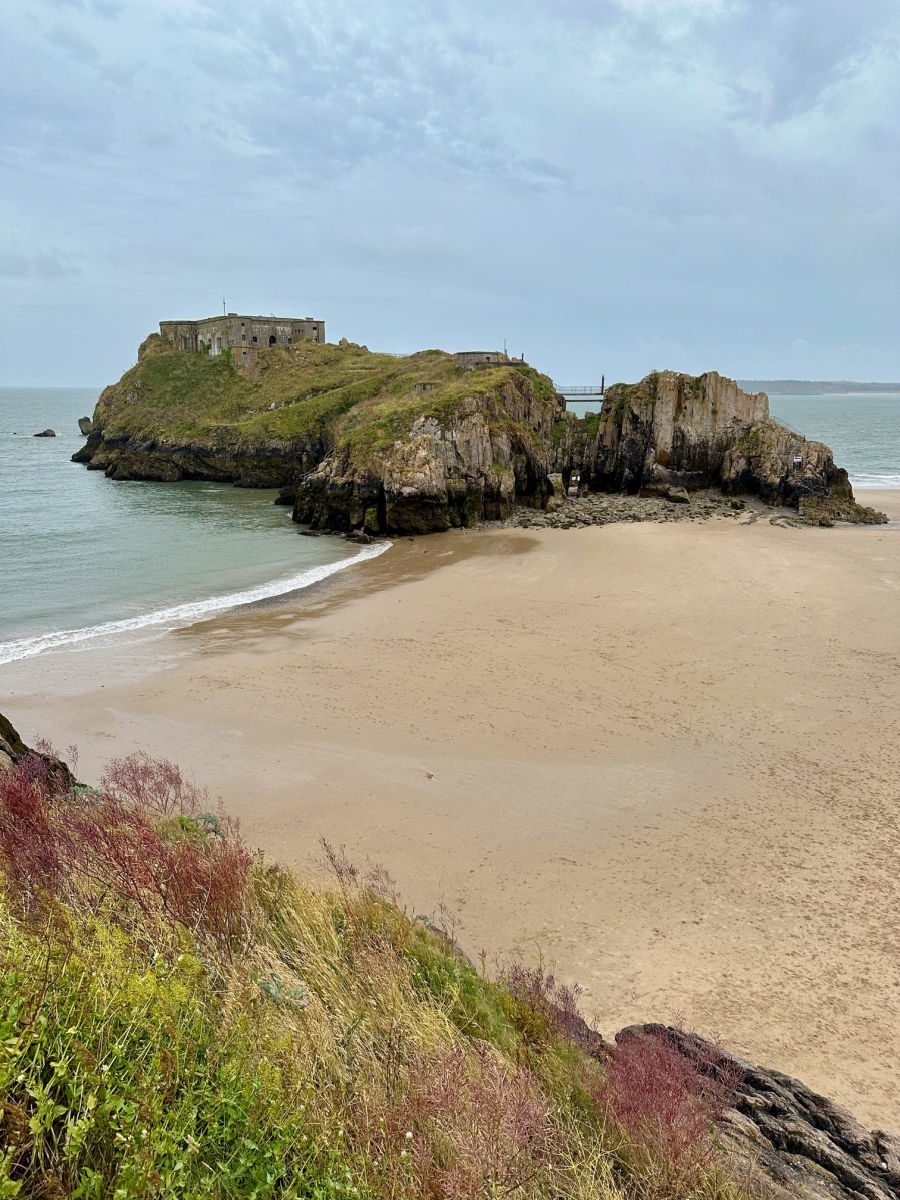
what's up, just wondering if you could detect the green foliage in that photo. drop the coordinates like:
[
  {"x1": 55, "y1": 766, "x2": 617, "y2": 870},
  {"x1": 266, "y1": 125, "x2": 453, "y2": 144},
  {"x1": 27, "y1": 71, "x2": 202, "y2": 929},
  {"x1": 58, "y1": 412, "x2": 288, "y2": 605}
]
[
  {"x1": 401, "y1": 923, "x2": 518, "y2": 1053},
  {"x1": 93, "y1": 342, "x2": 562, "y2": 472},
  {"x1": 0, "y1": 750, "x2": 751, "y2": 1200},
  {"x1": 0, "y1": 908, "x2": 362, "y2": 1198}
]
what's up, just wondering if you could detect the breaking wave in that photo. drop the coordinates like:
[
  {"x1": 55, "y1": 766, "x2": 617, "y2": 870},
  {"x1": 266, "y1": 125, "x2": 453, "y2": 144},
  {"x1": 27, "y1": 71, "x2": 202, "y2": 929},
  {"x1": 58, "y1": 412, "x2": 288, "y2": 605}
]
[{"x1": 0, "y1": 541, "x2": 390, "y2": 665}]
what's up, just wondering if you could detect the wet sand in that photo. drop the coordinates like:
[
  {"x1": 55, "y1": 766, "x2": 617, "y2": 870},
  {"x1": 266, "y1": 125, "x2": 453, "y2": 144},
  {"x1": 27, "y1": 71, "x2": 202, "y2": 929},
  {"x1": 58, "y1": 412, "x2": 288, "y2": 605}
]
[{"x1": 3, "y1": 489, "x2": 899, "y2": 1129}]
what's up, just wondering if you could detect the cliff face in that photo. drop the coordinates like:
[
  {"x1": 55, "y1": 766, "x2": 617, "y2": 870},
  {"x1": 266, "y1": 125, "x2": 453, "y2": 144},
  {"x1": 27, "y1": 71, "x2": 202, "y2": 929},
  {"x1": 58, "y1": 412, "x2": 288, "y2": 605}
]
[
  {"x1": 76, "y1": 347, "x2": 881, "y2": 533},
  {"x1": 74, "y1": 336, "x2": 563, "y2": 534},
  {"x1": 554, "y1": 371, "x2": 885, "y2": 524},
  {"x1": 290, "y1": 377, "x2": 556, "y2": 535}
]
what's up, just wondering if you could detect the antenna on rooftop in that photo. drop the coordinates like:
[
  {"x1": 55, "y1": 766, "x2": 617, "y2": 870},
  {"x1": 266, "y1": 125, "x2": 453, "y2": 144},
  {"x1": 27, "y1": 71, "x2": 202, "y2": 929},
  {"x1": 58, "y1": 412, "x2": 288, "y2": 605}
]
[{"x1": 222, "y1": 298, "x2": 226, "y2": 315}]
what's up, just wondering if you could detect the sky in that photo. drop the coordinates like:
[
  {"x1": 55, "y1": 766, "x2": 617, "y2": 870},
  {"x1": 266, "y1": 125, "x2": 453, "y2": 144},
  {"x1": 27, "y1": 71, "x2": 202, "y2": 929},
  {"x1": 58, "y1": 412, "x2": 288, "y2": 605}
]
[{"x1": 2, "y1": 0, "x2": 899, "y2": 386}]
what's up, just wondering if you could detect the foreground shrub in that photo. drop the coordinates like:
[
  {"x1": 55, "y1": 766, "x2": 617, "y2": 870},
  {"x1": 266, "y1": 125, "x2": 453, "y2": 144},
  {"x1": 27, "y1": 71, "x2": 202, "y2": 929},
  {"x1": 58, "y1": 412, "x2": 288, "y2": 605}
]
[
  {"x1": 499, "y1": 961, "x2": 597, "y2": 1053},
  {"x1": 0, "y1": 742, "x2": 750, "y2": 1200},
  {"x1": 0, "y1": 752, "x2": 254, "y2": 954},
  {"x1": 358, "y1": 1044, "x2": 557, "y2": 1198},
  {"x1": 0, "y1": 755, "x2": 62, "y2": 901},
  {"x1": 603, "y1": 1028, "x2": 742, "y2": 1190}
]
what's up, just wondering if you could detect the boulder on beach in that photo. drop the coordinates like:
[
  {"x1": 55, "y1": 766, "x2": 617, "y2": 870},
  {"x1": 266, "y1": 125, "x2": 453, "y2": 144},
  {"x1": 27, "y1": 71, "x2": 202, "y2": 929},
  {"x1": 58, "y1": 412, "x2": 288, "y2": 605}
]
[
  {"x1": 33, "y1": 428, "x2": 57, "y2": 438},
  {"x1": 78, "y1": 416, "x2": 94, "y2": 435}
]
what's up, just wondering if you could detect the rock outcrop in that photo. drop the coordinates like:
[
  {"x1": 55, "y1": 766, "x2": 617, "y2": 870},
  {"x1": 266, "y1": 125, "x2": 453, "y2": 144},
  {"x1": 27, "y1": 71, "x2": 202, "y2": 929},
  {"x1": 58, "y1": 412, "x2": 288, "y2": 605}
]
[
  {"x1": 73, "y1": 335, "x2": 563, "y2": 535},
  {"x1": 77, "y1": 416, "x2": 94, "y2": 435},
  {"x1": 554, "y1": 371, "x2": 886, "y2": 524},
  {"x1": 0, "y1": 711, "x2": 74, "y2": 790},
  {"x1": 33, "y1": 428, "x2": 56, "y2": 438},
  {"x1": 288, "y1": 377, "x2": 557, "y2": 535},
  {"x1": 74, "y1": 343, "x2": 882, "y2": 533},
  {"x1": 619, "y1": 1025, "x2": 900, "y2": 1200}
]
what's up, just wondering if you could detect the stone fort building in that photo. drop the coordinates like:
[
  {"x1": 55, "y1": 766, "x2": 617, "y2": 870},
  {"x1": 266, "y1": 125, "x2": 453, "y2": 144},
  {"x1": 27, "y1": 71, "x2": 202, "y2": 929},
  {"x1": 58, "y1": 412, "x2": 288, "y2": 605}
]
[{"x1": 159, "y1": 313, "x2": 324, "y2": 363}]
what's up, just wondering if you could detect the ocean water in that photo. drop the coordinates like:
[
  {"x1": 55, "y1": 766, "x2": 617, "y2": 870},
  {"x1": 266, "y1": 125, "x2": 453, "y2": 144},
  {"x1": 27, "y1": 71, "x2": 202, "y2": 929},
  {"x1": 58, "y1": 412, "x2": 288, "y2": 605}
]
[
  {"x1": 3, "y1": 386, "x2": 897, "y2": 665},
  {"x1": 564, "y1": 391, "x2": 900, "y2": 489},
  {"x1": 766, "y1": 394, "x2": 900, "y2": 488},
  {"x1": 0, "y1": 388, "x2": 385, "y2": 663}
]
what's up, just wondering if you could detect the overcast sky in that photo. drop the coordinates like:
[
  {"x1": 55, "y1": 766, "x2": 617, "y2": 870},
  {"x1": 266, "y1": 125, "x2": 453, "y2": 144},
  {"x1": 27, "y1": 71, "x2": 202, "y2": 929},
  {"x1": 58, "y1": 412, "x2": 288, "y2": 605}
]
[{"x1": 3, "y1": 0, "x2": 899, "y2": 386}]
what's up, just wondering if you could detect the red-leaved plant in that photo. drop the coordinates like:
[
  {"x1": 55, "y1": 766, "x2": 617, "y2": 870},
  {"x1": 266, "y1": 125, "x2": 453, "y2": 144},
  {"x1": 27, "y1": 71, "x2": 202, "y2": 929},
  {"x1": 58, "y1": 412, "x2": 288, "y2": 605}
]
[
  {"x1": 0, "y1": 750, "x2": 254, "y2": 953},
  {"x1": 361, "y1": 1043, "x2": 558, "y2": 1200},
  {"x1": 499, "y1": 961, "x2": 600, "y2": 1053},
  {"x1": 0, "y1": 755, "x2": 62, "y2": 900},
  {"x1": 602, "y1": 1028, "x2": 742, "y2": 1187}
]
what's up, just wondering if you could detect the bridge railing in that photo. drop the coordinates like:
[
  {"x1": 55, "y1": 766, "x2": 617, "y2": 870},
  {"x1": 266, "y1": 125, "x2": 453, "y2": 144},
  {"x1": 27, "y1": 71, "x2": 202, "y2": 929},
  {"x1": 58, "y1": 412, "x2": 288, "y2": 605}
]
[{"x1": 558, "y1": 385, "x2": 605, "y2": 395}]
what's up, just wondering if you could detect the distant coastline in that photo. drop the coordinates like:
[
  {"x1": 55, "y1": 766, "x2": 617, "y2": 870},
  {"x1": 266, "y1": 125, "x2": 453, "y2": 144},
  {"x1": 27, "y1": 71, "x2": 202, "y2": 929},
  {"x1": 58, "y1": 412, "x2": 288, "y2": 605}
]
[{"x1": 740, "y1": 380, "x2": 900, "y2": 395}]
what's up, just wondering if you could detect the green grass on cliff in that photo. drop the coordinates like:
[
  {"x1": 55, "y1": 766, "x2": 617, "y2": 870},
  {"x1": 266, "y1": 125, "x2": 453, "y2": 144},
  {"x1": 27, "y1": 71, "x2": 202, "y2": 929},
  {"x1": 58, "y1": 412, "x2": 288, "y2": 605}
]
[
  {"x1": 0, "y1": 745, "x2": 752, "y2": 1200},
  {"x1": 92, "y1": 339, "x2": 559, "y2": 468}
]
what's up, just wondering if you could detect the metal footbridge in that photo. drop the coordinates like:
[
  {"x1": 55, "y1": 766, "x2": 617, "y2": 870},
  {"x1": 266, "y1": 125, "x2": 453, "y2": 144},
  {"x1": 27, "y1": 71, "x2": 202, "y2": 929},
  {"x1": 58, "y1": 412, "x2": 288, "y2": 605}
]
[{"x1": 558, "y1": 374, "x2": 606, "y2": 398}]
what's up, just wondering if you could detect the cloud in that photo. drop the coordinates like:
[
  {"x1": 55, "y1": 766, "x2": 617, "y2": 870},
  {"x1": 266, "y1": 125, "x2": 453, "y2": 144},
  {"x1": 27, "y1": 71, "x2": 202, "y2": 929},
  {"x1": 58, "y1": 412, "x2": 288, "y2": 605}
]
[
  {"x1": 45, "y1": 23, "x2": 102, "y2": 63},
  {"x1": 1, "y1": 0, "x2": 899, "y2": 385},
  {"x1": 0, "y1": 247, "x2": 81, "y2": 280}
]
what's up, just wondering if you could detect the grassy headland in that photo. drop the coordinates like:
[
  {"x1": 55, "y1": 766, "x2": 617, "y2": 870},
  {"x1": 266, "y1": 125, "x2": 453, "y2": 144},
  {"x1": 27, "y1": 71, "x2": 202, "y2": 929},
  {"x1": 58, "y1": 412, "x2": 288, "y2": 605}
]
[
  {"x1": 0, "y1": 741, "x2": 748, "y2": 1200},
  {"x1": 90, "y1": 337, "x2": 558, "y2": 470}
]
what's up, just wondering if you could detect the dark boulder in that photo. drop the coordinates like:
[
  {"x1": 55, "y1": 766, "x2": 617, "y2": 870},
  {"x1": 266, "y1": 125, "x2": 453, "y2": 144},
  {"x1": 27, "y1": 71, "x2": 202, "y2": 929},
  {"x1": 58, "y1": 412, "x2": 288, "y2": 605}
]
[
  {"x1": 0, "y1": 711, "x2": 74, "y2": 790},
  {"x1": 33, "y1": 428, "x2": 56, "y2": 438},
  {"x1": 618, "y1": 1024, "x2": 900, "y2": 1200}
]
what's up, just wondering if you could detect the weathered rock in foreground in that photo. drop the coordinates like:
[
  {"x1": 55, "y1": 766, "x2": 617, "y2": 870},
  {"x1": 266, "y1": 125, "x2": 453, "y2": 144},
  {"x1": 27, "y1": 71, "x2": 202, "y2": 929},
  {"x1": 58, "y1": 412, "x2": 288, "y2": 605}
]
[
  {"x1": 553, "y1": 371, "x2": 886, "y2": 525},
  {"x1": 0, "y1": 711, "x2": 73, "y2": 789},
  {"x1": 620, "y1": 1025, "x2": 900, "y2": 1200}
]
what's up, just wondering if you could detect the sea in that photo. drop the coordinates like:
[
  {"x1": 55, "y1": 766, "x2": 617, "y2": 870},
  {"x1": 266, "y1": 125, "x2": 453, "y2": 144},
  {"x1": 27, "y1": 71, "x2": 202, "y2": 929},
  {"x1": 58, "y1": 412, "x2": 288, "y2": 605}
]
[
  {"x1": 0, "y1": 387, "x2": 386, "y2": 664},
  {"x1": 1, "y1": 386, "x2": 897, "y2": 665}
]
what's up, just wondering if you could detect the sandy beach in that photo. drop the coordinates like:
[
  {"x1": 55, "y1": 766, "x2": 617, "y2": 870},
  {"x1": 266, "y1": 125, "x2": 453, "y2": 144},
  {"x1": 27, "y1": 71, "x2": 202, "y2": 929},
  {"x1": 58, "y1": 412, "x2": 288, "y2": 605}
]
[{"x1": 3, "y1": 489, "x2": 899, "y2": 1130}]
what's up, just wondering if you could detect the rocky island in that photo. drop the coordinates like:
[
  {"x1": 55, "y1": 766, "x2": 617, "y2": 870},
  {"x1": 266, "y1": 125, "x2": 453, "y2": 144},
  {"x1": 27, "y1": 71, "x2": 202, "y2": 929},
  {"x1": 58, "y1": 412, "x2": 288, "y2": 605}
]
[{"x1": 74, "y1": 333, "x2": 886, "y2": 532}]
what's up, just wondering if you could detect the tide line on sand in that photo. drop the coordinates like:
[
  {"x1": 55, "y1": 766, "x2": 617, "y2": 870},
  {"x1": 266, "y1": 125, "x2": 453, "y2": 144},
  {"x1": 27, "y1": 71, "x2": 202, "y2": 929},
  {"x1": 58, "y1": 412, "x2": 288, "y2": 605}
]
[{"x1": 0, "y1": 541, "x2": 391, "y2": 666}]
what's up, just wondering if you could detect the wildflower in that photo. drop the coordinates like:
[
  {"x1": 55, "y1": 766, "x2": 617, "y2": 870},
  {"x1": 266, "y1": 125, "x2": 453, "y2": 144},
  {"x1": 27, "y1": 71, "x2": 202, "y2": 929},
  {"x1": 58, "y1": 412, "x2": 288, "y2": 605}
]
[{"x1": 404, "y1": 1130, "x2": 413, "y2": 1140}]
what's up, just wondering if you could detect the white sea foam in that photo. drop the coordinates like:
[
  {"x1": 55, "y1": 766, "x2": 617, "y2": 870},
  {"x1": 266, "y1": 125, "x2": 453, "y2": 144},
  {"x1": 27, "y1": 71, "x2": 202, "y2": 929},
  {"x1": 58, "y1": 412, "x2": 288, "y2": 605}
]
[
  {"x1": 0, "y1": 541, "x2": 390, "y2": 666},
  {"x1": 851, "y1": 473, "x2": 900, "y2": 488}
]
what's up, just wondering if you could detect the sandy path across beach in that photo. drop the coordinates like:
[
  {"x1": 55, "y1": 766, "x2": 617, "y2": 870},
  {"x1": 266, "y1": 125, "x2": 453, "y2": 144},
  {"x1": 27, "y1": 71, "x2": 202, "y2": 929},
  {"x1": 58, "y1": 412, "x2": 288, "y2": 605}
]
[{"x1": 4, "y1": 491, "x2": 899, "y2": 1129}]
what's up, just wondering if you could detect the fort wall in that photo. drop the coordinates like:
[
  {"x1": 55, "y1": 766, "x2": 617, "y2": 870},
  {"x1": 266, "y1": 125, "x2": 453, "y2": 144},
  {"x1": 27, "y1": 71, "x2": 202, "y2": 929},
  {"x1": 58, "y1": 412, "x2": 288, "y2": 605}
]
[{"x1": 160, "y1": 313, "x2": 325, "y2": 363}]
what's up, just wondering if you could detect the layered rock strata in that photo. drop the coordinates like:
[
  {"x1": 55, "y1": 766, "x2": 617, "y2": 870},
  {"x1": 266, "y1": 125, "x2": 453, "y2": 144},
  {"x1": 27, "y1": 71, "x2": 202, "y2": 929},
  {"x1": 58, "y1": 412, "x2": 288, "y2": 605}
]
[
  {"x1": 287, "y1": 379, "x2": 556, "y2": 535},
  {"x1": 554, "y1": 371, "x2": 885, "y2": 524}
]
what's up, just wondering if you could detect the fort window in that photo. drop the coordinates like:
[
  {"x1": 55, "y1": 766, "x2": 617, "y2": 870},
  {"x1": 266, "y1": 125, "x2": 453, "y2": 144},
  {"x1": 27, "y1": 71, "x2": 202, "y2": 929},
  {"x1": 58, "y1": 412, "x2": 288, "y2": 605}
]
[
  {"x1": 252, "y1": 336, "x2": 257, "y2": 344},
  {"x1": 268, "y1": 335, "x2": 277, "y2": 346}
]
